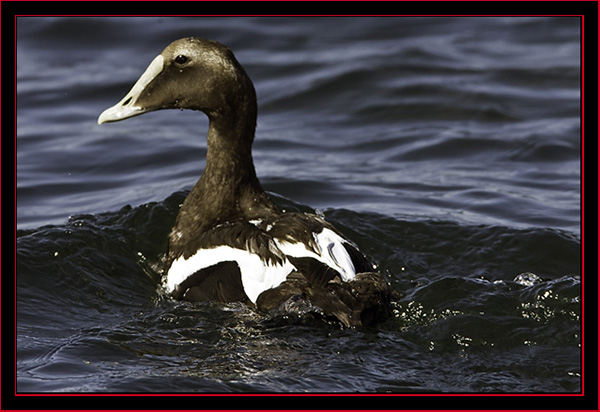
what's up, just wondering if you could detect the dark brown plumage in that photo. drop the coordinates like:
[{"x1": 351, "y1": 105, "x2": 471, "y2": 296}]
[{"x1": 99, "y1": 38, "x2": 396, "y2": 327}]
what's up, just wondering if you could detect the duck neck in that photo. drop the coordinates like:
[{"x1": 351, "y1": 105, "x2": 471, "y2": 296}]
[
  {"x1": 202, "y1": 110, "x2": 260, "y2": 201},
  {"x1": 177, "y1": 103, "x2": 279, "y2": 234}
]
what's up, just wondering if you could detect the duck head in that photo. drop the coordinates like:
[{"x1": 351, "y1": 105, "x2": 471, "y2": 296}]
[{"x1": 98, "y1": 38, "x2": 256, "y2": 125}]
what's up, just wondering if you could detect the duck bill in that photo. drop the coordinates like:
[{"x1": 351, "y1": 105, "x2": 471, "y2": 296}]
[{"x1": 98, "y1": 54, "x2": 164, "y2": 125}]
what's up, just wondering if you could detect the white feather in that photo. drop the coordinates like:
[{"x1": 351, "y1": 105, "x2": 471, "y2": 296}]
[
  {"x1": 315, "y1": 228, "x2": 356, "y2": 281},
  {"x1": 275, "y1": 228, "x2": 356, "y2": 281},
  {"x1": 167, "y1": 245, "x2": 293, "y2": 304},
  {"x1": 166, "y1": 228, "x2": 356, "y2": 303}
]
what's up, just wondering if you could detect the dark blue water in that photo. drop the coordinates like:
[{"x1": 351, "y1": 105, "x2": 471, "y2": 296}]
[{"x1": 16, "y1": 17, "x2": 582, "y2": 393}]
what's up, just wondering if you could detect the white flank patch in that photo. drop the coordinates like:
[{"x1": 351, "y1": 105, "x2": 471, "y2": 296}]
[
  {"x1": 166, "y1": 245, "x2": 294, "y2": 303},
  {"x1": 166, "y1": 228, "x2": 357, "y2": 303}
]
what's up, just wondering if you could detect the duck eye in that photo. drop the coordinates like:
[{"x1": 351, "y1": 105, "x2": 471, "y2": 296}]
[{"x1": 175, "y1": 55, "x2": 188, "y2": 65}]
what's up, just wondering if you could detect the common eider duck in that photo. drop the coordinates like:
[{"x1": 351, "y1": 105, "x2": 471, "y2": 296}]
[{"x1": 98, "y1": 38, "x2": 395, "y2": 327}]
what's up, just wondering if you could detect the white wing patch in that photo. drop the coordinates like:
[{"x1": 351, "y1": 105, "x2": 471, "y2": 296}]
[
  {"x1": 275, "y1": 228, "x2": 356, "y2": 282},
  {"x1": 166, "y1": 227, "x2": 357, "y2": 304},
  {"x1": 166, "y1": 246, "x2": 293, "y2": 304}
]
